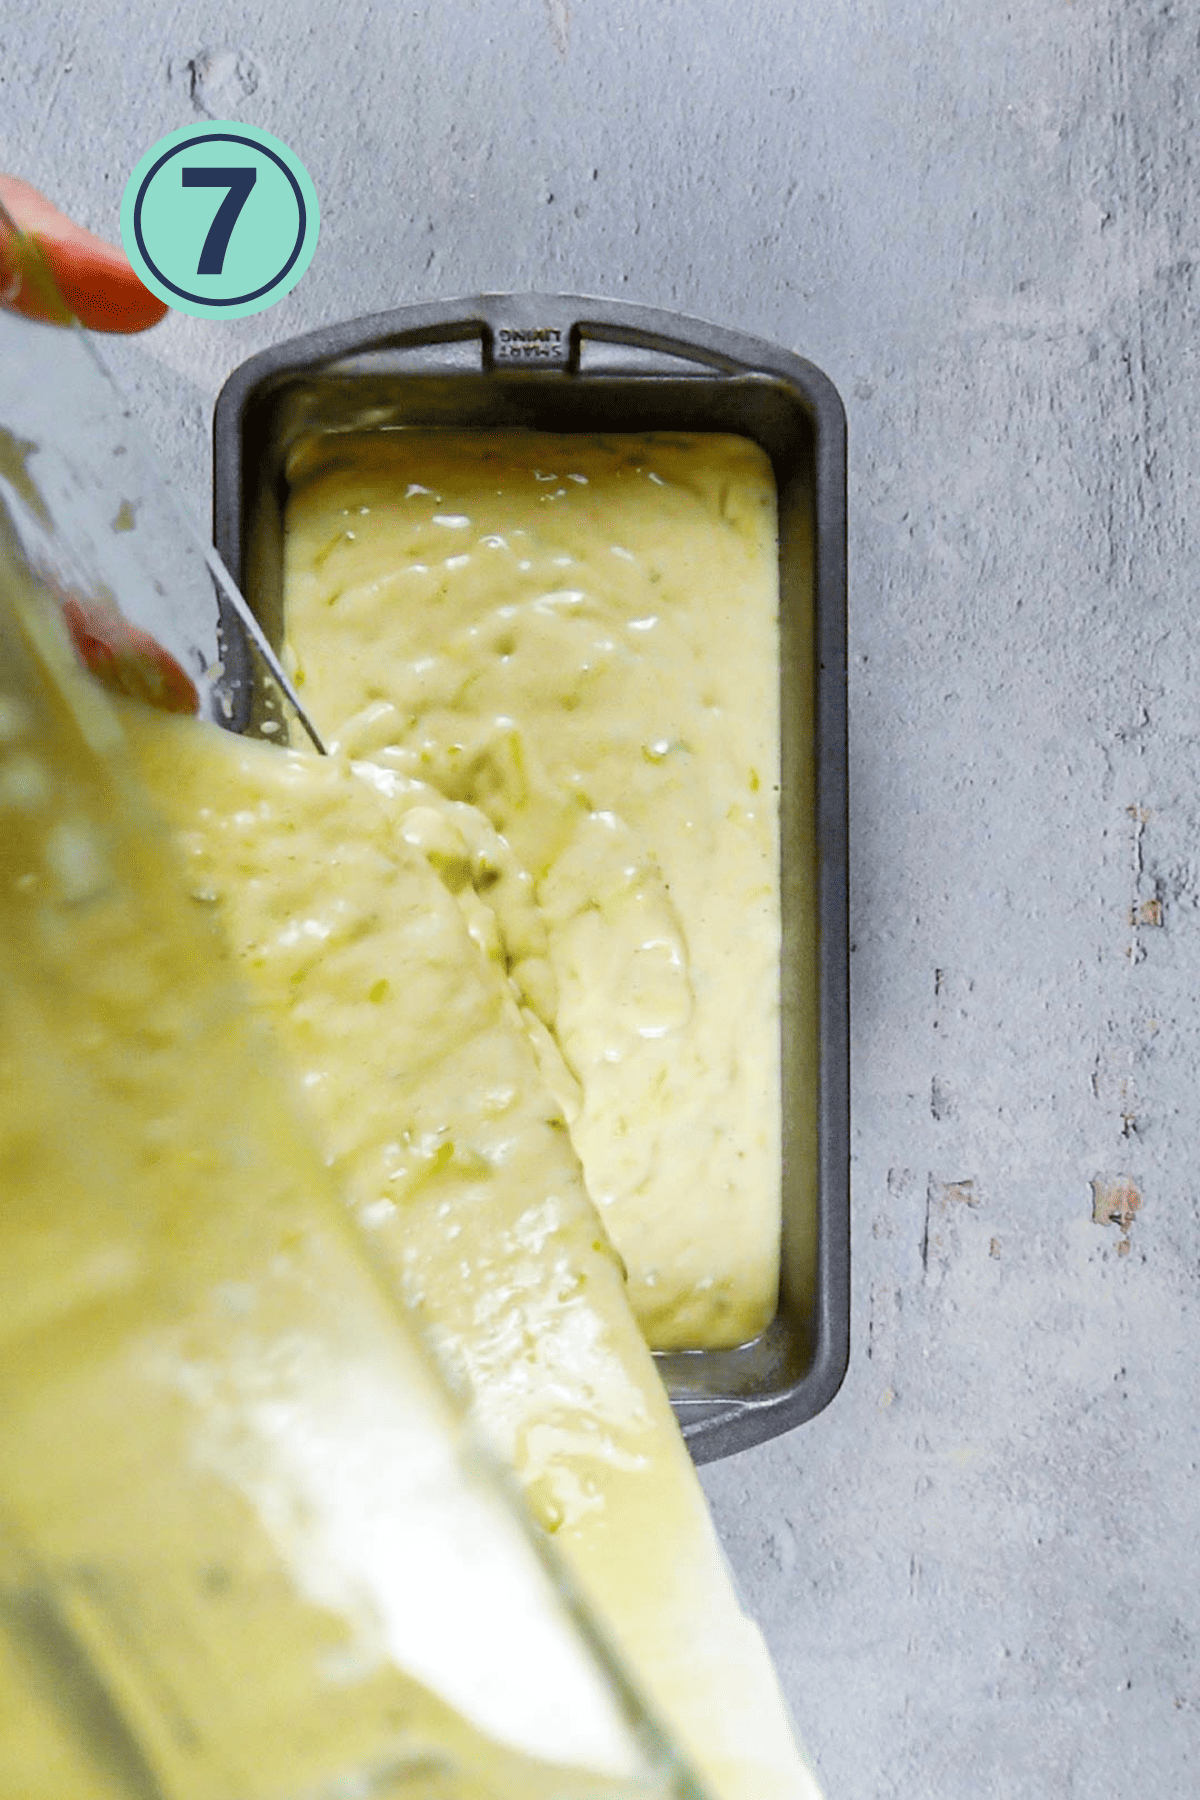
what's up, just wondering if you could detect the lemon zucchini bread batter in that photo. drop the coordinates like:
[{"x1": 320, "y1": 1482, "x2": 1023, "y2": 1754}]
[{"x1": 281, "y1": 428, "x2": 782, "y2": 1352}]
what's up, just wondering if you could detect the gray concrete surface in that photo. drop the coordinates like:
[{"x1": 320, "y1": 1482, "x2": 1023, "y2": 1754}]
[{"x1": 5, "y1": 2, "x2": 1199, "y2": 1793}]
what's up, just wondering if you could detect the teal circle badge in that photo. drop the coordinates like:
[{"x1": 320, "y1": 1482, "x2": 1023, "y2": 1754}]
[{"x1": 120, "y1": 122, "x2": 319, "y2": 319}]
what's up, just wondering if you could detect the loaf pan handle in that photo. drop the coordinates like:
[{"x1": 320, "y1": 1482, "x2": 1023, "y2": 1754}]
[
  {"x1": 479, "y1": 296, "x2": 579, "y2": 371},
  {"x1": 478, "y1": 295, "x2": 744, "y2": 378}
]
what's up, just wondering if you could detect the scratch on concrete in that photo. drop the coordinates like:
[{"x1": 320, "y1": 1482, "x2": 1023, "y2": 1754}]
[
  {"x1": 1091, "y1": 1038, "x2": 1139, "y2": 1138},
  {"x1": 172, "y1": 47, "x2": 262, "y2": 118},
  {"x1": 1127, "y1": 802, "x2": 1151, "y2": 961},
  {"x1": 765, "y1": 1517, "x2": 798, "y2": 1577},
  {"x1": 887, "y1": 1167, "x2": 917, "y2": 1203},
  {"x1": 1109, "y1": 5, "x2": 1157, "y2": 575},
  {"x1": 1090, "y1": 1173, "x2": 1142, "y2": 1257},
  {"x1": 930, "y1": 1075, "x2": 955, "y2": 1121},
  {"x1": 922, "y1": 1176, "x2": 980, "y2": 1286},
  {"x1": 866, "y1": 1279, "x2": 901, "y2": 1386},
  {"x1": 881, "y1": 1166, "x2": 921, "y2": 1244},
  {"x1": 543, "y1": 0, "x2": 569, "y2": 57},
  {"x1": 28, "y1": 44, "x2": 77, "y2": 158}
]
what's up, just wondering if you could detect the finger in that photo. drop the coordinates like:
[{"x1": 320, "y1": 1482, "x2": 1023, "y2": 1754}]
[
  {"x1": 61, "y1": 595, "x2": 199, "y2": 715},
  {"x1": 0, "y1": 175, "x2": 169, "y2": 333}
]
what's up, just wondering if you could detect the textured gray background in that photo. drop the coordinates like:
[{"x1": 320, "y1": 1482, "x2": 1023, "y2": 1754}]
[{"x1": 5, "y1": 3, "x2": 1199, "y2": 1794}]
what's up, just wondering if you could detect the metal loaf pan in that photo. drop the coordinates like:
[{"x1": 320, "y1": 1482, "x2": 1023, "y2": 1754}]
[{"x1": 213, "y1": 295, "x2": 848, "y2": 1463}]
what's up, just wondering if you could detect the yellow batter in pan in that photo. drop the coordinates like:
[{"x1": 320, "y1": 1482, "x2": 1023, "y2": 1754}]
[{"x1": 281, "y1": 428, "x2": 782, "y2": 1351}]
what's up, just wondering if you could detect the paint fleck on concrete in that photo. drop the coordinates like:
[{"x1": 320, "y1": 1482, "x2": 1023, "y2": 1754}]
[{"x1": 1091, "y1": 1173, "x2": 1142, "y2": 1256}]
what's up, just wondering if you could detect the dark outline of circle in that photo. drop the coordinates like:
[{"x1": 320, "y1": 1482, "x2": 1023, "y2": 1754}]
[{"x1": 132, "y1": 132, "x2": 311, "y2": 307}]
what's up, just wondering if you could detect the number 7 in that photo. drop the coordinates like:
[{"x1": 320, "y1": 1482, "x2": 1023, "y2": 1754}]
[{"x1": 182, "y1": 167, "x2": 257, "y2": 275}]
